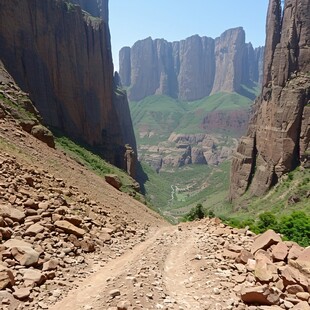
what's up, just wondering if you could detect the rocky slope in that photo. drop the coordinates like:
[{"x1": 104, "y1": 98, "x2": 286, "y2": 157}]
[
  {"x1": 0, "y1": 0, "x2": 136, "y2": 175},
  {"x1": 119, "y1": 28, "x2": 264, "y2": 101},
  {"x1": 0, "y1": 67, "x2": 165, "y2": 309},
  {"x1": 230, "y1": 0, "x2": 310, "y2": 201}
]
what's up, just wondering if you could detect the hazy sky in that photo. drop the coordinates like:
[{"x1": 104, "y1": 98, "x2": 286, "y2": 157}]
[{"x1": 109, "y1": 0, "x2": 269, "y2": 71}]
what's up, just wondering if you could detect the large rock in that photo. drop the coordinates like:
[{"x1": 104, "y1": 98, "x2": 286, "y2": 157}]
[
  {"x1": 289, "y1": 248, "x2": 310, "y2": 277},
  {"x1": 241, "y1": 285, "x2": 280, "y2": 305},
  {"x1": 54, "y1": 220, "x2": 85, "y2": 237},
  {"x1": 11, "y1": 246, "x2": 40, "y2": 267},
  {"x1": 0, "y1": 205, "x2": 25, "y2": 223},
  {"x1": 0, "y1": 264, "x2": 15, "y2": 290},
  {"x1": 251, "y1": 230, "x2": 282, "y2": 254},
  {"x1": 0, "y1": 0, "x2": 137, "y2": 174},
  {"x1": 230, "y1": 0, "x2": 310, "y2": 200}
]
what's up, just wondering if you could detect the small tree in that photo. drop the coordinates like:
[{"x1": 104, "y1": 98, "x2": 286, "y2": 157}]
[{"x1": 184, "y1": 203, "x2": 205, "y2": 222}]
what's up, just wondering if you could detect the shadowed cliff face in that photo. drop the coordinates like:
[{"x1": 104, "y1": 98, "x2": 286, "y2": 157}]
[
  {"x1": 119, "y1": 28, "x2": 264, "y2": 102},
  {"x1": 229, "y1": 0, "x2": 310, "y2": 201},
  {"x1": 0, "y1": 0, "x2": 136, "y2": 174}
]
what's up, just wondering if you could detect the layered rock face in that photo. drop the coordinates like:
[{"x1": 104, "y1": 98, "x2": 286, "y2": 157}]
[
  {"x1": 119, "y1": 28, "x2": 264, "y2": 101},
  {"x1": 230, "y1": 0, "x2": 310, "y2": 201},
  {"x1": 0, "y1": 0, "x2": 136, "y2": 174}
]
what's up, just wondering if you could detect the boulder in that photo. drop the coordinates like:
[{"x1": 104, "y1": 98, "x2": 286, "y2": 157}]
[
  {"x1": 105, "y1": 174, "x2": 122, "y2": 190},
  {"x1": 251, "y1": 230, "x2": 282, "y2": 254},
  {"x1": 0, "y1": 265, "x2": 15, "y2": 290},
  {"x1": 21, "y1": 269, "x2": 45, "y2": 287},
  {"x1": 25, "y1": 223, "x2": 44, "y2": 236},
  {"x1": 11, "y1": 246, "x2": 40, "y2": 267},
  {"x1": 31, "y1": 125, "x2": 55, "y2": 148},
  {"x1": 54, "y1": 220, "x2": 85, "y2": 237},
  {"x1": 272, "y1": 242, "x2": 289, "y2": 262},
  {"x1": 0, "y1": 205, "x2": 25, "y2": 223},
  {"x1": 289, "y1": 248, "x2": 310, "y2": 277},
  {"x1": 240, "y1": 285, "x2": 280, "y2": 305}
]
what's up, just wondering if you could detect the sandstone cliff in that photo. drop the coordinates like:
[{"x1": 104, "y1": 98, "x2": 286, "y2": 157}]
[
  {"x1": 229, "y1": 0, "x2": 310, "y2": 201},
  {"x1": 119, "y1": 28, "x2": 264, "y2": 102},
  {"x1": 0, "y1": 0, "x2": 136, "y2": 175}
]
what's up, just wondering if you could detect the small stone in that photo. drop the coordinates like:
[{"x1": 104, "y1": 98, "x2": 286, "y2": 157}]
[{"x1": 109, "y1": 289, "x2": 121, "y2": 298}]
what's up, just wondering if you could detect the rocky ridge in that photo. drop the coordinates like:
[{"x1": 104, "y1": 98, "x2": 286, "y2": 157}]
[
  {"x1": 119, "y1": 28, "x2": 264, "y2": 101},
  {"x1": 230, "y1": 0, "x2": 310, "y2": 200},
  {"x1": 139, "y1": 133, "x2": 237, "y2": 172},
  {"x1": 0, "y1": 0, "x2": 137, "y2": 175}
]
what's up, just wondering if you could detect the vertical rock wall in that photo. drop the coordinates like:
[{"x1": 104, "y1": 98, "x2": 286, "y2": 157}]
[
  {"x1": 229, "y1": 0, "x2": 310, "y2": 201},
  {"x1": 0, "y1": 0, "x2": 137, "y2": 174},
  {"x1": 119, "y1": 28, "x2": 264, "y2": 102}
]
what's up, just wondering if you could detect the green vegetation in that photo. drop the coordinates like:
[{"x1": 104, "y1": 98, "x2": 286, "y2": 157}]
[
  {"x1": 130, "y1": 92, "x2": 254, "y2": 144},
  {"x1": 54, "y1": 133, "x2": 142, "y2": 198},
  {"x1": 182, "y1": 203, "x2": 205, "y2": 222},
  {"x1": 224, "y1": 211, "x2": 310, "y2": 247},
  {"x1": 141, "y1": 161, "x2": 231, "y2": 223},
  {"x1": 0, "y1": 92, "x2": 37, "y2": 122},
  {"x1": 217, "y1": 167, "x2": 310, "y2": 246}
]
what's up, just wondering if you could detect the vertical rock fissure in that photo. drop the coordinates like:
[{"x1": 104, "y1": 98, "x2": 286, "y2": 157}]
[{"x1": 246, "y1": 134, "x2": 258, "y2": 192}]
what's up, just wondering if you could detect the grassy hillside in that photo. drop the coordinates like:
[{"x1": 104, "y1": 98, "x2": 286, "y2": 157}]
[{"x1": 130, "y1": 92, "x2": 254, "y2": 142}]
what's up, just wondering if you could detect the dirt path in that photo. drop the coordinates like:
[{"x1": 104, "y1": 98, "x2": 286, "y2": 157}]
[{"x1": 48, "y1": 220, "x2": 250, "y2": 310}]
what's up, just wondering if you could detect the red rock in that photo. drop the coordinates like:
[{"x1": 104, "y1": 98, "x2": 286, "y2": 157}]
[
  {"x1": 105, "y1": 174, "x2": 122, "y2": 190},
  {"x1": 25, "y1": 223, "x2": 44, "y2": 236},
  {"x1": 288, "y1": 244, "x2": 304, "y2": 261},
  {"x1": 0, "y1": 205, "x2": 25, "y2": 222},
  {"x1": 0, "y1": 264, "x2": 15, "y2": 289},
  {"x1": 290, "y1": 248, "x2": 310, "y2": 277},
  {"x1": 286, "y1": 284, "x2": 305, "y2": 294},
  {"x1": 13, "y1": 287, "x2": 31, "y2": 300},
  {"x1": 255, "y1": 258, "x2": 278, "y2": 283},
  {"x1": 281, "y1": 266, "x2": 309, "y2": 290},
  {"x1": 236, "y1": 249, "x2": 254, "y2": 264},
  {"x1": 251, "y1": 230, "x2": 282, "y2": 254},
  {"x1": 272, "y1": 242, "x2": 289, "y2": 261},
  {"x1": 223, "y1": 249, "x2": 239, "y2": 259},
  {"x1": 240, "y1": 285, "x2": 279, "y2": 305},
  {"x1": 54, "y1": 220, "x2": 85, "y2": 237}
]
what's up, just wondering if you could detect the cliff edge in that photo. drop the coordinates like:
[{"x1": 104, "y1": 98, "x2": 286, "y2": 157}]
[{"x1": 229, "y1": 0, "x2": 310, "y2": 201}]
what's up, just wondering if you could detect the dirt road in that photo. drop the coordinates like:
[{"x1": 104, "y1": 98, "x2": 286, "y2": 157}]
[{"x1": 49, "y1": 220, "x2": 252, "y2": 310}]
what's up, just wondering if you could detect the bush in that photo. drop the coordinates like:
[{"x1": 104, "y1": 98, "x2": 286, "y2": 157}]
[
  {"x1": 255, "y1": 211, "x2": 278, "y2": 233},
  {"x1": 183, "y1": 204, "x2": 205, "y2": 222},
  {"x1": 278, "y1": 211, "x2": 310, "y2": 247}
]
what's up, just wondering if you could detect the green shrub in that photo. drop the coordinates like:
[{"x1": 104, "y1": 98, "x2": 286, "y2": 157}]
[
  {"x1": 255, "y1": 211, "x2": 278, "y2": 233},
  {"x1": 183, "y1": 203, "x2": 205, "y2": 222},
  {"x1": 278, "y1": 211, "x2": 310, "y2": 247}
]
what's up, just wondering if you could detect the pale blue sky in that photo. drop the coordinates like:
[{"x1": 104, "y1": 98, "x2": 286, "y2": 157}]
[{"x1": 109, "y1": 1, "x2": 269, "y2": 71}]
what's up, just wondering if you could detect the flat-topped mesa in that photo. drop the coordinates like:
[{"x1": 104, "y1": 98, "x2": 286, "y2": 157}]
[
  {"x1": 119, "y1": 28, "x2": 264, "y2": 102},
  {"x1": 0, "y1": 0, "x2": 137, "y2": 176},
  {"x1": 229, "y1": 0, "x2": 310, "y2": 201}
]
